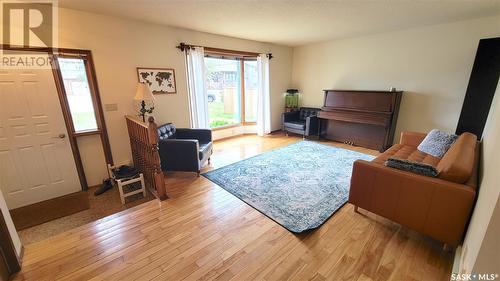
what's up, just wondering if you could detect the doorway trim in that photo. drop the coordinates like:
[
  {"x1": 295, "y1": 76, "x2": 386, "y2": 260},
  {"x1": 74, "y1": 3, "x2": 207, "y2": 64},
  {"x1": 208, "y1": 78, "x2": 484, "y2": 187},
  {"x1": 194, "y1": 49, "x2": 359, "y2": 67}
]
[
  {"x1": 0, "y1": 208, "x2": 21, "y2": 276},
  {"x1": 0, "y1": 45, "x2": 114, "y2": 191},
  {"x1": 51, "y1": 49, "x2": 114, "y2": 189}
]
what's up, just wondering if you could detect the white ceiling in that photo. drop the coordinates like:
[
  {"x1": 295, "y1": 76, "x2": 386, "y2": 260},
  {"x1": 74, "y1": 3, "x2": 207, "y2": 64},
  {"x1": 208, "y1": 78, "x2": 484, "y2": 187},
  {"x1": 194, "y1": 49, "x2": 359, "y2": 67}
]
[{"x1": 59, "y1": 0, "x2": 500, "y2": 46}]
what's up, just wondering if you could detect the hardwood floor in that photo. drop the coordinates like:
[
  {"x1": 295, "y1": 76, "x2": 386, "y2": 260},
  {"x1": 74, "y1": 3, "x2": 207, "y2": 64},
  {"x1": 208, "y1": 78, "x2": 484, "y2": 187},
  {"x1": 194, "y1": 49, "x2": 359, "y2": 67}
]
[
  {"x1": 12, "y1": 133, "x2": 453, "y2": 281},
  {"x1": 18, "y1": 185, "x2": 155, "y2": 245}
]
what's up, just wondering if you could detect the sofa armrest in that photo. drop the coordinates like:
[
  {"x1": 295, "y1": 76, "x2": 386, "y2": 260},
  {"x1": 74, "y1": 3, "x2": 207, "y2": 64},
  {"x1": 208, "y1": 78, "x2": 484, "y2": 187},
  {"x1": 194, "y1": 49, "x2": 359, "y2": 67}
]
[
  {"x1": 349, "y1": 159, "x2": 475, "y2": 246},
  {"x1": 176, "y1": 128, "x2": 212, "y2": 144},
  {"x1": 400, "y1": 131, "x2": 427, "y2": 146}
]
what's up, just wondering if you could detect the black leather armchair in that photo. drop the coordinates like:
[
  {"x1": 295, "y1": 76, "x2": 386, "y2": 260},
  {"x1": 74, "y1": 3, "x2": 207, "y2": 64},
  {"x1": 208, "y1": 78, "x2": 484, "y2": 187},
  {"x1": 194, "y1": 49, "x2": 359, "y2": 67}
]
[
  {"x1": 157, "y1": 123, "x2": 213, "y2": 175},
  {"x1": 282, "y1": 107, "x2": 321, "y2": 139}
]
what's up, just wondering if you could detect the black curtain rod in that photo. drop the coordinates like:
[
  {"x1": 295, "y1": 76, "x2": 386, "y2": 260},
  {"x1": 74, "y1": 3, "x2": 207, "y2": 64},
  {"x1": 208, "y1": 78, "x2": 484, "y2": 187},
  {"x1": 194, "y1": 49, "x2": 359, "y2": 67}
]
[
  {"x1": 176, "y1": 42, "x2": 273, "y2": 59},
  {"x1": 175, "y1": 42, "x2": 198, "y2": 52}
]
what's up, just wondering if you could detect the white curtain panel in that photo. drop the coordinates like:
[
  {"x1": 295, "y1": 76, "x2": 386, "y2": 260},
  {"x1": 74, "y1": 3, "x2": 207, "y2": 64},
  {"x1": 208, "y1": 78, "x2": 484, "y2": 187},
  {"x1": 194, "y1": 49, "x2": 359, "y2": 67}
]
[
  {"x1": 257, "y1": 54, "x2": 271, "y2": 136},
  {"x1": 186, "y1": 47, "x2": 210, "y2": 129}
]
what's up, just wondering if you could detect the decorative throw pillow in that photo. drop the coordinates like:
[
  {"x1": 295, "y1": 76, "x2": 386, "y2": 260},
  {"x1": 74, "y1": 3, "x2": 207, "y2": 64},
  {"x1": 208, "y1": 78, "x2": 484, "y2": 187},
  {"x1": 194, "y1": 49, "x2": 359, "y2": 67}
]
[
  {"x1": 417, "y1": 129, "x2": 458, "y2": 158},
  {"x1": 385, "y1": 157, "x2": 439, "y2": 177}
]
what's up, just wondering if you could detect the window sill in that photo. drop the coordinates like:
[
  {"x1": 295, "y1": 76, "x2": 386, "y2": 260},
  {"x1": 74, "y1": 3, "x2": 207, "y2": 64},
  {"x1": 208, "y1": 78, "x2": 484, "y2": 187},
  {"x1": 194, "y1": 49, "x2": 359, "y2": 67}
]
[
  {"x1": 73, "y1": 129, "x2": 101, "y2": 137},
  {"x1": 211, "y1": 122, "x2": 256, "y2": 131},
  {"x1": 212, "y1": 124, "x2": 257, "y2": 141},
  {"x1": 211, "y1": 124, "x2": 241, "y2": 131}
]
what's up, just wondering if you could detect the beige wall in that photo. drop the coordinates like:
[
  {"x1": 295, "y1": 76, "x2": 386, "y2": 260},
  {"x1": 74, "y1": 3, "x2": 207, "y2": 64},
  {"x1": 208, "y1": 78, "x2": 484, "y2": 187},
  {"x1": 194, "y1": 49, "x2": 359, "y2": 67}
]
[
  {"x1": 291, "y1": 15, "x2": 500, "y2": 142},
  {"x1": 459, "y1": 84, "x2": 500, "y2": 275},
  {"x1": 76, "y1": 135, "x2": 108, "y2": 187},
  {"x1": 57, "y1": 8, "x2": 293, "y2": 186}
]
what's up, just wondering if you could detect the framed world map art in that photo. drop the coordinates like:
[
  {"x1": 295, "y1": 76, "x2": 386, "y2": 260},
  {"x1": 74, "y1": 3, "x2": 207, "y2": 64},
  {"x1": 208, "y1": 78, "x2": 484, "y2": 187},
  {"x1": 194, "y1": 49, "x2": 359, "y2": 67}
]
[{"x1": 137, "y1": 67, "x2": 176, "y2": 94}]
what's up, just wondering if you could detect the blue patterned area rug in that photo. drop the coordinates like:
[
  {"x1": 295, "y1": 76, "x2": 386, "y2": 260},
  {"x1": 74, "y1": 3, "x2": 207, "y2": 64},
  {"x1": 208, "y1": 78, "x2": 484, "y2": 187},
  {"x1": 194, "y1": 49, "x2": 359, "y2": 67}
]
[{"x1": 202, "y1": 141, "x2": 374, "y2": 233}]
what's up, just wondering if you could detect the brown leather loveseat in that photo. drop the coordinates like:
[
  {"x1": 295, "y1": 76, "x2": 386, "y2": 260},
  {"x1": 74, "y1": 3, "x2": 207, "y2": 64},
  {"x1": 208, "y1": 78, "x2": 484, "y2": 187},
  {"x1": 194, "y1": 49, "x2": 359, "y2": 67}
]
[{"x1": 349, "y1": 131, "x2": 479, "y2": 246}]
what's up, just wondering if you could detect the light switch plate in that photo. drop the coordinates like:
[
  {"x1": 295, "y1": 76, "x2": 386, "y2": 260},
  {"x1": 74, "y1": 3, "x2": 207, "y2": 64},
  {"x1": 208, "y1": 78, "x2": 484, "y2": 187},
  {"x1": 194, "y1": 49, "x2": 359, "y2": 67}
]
[{"x1": 104, "y1": 103, "x2": 118, "y2": 112}]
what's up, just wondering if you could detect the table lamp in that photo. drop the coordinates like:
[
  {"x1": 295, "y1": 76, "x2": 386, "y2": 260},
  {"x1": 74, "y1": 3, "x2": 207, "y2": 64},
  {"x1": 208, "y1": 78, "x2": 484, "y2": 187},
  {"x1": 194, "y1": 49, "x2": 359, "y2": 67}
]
[{"x1": 134, "y1": 82, "x2": 155, "y2": 122}]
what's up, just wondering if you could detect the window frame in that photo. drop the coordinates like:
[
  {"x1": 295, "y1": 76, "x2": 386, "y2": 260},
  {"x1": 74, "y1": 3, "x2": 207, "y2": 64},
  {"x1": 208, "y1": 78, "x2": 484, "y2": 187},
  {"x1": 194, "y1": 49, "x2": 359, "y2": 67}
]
[
  {"x1": 204, "y1": 48, "x2": 257, "y2": 130},
  {"x1": 54, "y1": 54, "x2": 101, "y2": 135},
  {"x1": 51, "y1": 51, "x2": 113, "y2": 173},
  {"x1": 242, "y1": 58, "x2": 258, "y2": 124}
]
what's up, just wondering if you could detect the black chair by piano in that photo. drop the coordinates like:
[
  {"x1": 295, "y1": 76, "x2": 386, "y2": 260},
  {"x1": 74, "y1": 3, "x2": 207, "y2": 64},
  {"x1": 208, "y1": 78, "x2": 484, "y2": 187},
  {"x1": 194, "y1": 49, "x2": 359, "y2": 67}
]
[{"x1": 282, "y1": 107, "x2": 321, "y2": 139}]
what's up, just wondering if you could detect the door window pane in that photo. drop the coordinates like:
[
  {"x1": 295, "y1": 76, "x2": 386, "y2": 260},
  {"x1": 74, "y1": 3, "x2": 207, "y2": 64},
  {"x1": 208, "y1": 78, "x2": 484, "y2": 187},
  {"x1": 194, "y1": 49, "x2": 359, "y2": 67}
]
[
  {"x1": 58, "y1": 58, "x2": 98, "y2": 132},
  {"x1": 244, "y1": 60, "x2": 258, "y2": 123},
  {"x1": 205, "y1": 57, "x2": 241, "y2": 128}
]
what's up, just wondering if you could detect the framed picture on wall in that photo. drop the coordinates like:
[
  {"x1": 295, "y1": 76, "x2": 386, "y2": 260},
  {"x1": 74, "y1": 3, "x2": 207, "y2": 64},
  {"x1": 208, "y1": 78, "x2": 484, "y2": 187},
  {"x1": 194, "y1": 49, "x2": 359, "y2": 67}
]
[{"x1": 137, "y1": 67, "x2": 176, "y2": 94}]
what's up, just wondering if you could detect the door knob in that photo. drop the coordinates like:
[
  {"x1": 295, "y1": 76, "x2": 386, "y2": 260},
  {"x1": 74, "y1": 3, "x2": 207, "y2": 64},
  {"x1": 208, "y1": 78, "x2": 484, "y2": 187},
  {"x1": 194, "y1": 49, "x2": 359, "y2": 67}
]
[{"x1": 54, "y1": 133, "x2": 66, "y2": 139}]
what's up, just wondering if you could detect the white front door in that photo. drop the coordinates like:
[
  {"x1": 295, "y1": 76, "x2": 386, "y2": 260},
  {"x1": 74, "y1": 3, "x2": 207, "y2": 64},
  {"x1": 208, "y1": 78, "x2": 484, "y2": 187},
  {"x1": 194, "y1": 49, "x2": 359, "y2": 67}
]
[{"x1": 0, "y1": 59, "x2": 81, "y2": 209}]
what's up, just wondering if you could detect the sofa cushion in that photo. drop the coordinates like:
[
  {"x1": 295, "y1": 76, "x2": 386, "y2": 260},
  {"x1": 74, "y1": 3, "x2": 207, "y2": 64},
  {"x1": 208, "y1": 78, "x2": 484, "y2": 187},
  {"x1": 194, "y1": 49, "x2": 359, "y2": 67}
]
[
  {"x1": 283, "y1": 121, "x2": 306, "y2": 130},
  {"x1": 199, "y1": 142, "x2": 212, "y2": 160},
  {"x1": 417, "y1": 129, "x2": 458, "y2": 158},
  {"x1": 385, "y1": 157, "x2": 439, "y2": 177},
  {"x1": 372, "y1": 144, "x2": 440, "y2": 167},
  {"x1": 437, "y1": 132, "x2": 477, "y2": 184}
]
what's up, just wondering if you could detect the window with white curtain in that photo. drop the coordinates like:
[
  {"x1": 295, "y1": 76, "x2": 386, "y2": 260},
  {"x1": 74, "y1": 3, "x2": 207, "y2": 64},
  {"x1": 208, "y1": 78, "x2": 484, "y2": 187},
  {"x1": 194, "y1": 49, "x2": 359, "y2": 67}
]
[{"x1": 204, "y1": 53, "x2": 258, "y2": 129}]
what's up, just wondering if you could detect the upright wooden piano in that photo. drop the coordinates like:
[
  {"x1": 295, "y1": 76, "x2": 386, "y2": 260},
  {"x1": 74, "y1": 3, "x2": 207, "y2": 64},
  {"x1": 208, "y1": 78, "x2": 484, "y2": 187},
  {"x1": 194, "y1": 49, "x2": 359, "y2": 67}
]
[{"x1": 317, "y1": 90, "x2": 403, "y2": 152}]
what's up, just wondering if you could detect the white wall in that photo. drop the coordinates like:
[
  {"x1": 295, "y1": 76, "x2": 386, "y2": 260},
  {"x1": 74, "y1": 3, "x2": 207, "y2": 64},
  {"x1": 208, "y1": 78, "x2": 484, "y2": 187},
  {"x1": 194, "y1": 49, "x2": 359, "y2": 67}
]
[
  {"x1": 57, "y1": 8, "x2": 293, "y2": 186},
  {"x1": 291, "y1": 15, "x2": 500, "y2": 142},
  {"x1": 459, "y1": 84, "x2": 500, "y2": 274},
  {"x1": 0, "y1": 190, "x2": 21, "y2": 257}
]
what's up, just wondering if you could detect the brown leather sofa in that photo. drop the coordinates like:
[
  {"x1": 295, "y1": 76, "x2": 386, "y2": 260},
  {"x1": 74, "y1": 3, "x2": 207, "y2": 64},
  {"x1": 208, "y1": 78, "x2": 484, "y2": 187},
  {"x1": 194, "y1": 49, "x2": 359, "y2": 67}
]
[{"x1": 349, "y1": 131, "x2": 479, "y2": 246}]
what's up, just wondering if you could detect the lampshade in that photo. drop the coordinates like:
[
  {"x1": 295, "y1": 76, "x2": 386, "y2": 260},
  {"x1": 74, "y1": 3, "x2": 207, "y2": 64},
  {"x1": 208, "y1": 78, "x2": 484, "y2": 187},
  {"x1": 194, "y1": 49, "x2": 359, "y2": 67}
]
[{"x1": 134, "y1": 83, "x2": 155, "y2": 101}]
